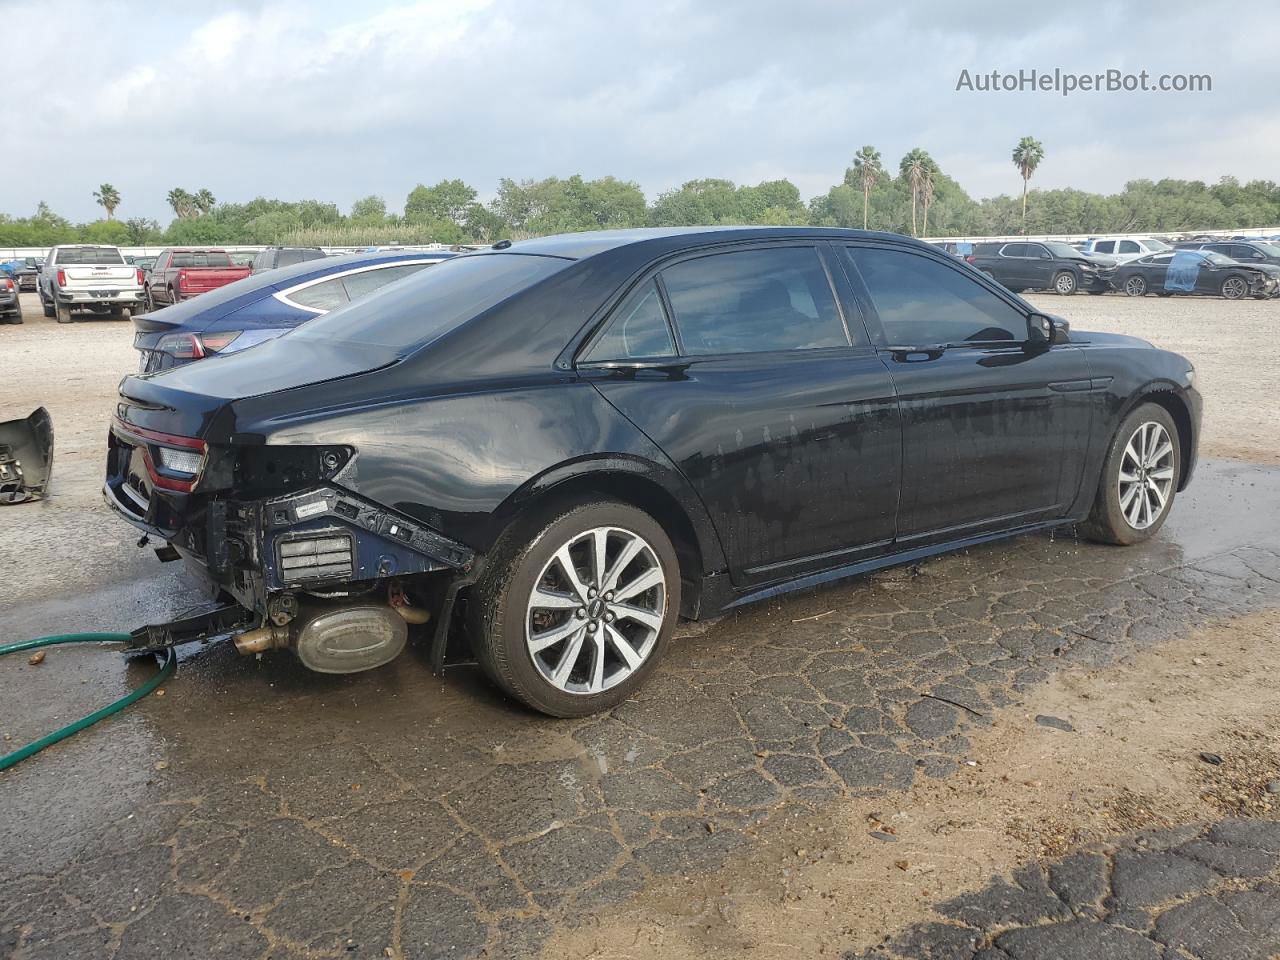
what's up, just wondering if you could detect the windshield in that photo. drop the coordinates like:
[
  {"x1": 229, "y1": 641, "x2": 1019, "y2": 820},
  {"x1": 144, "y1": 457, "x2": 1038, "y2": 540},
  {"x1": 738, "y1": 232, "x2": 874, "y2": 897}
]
[
  {"x1": 58, "y1": 247, "x2": 124, "y2": 265},
  {"x1": 291, "y1": 252, "x2": 572, "y2": 352},
  {"x1": 1253, "y1": 242, "x2": 1280, "y2": 257},
  {"x1": 1139, "y1": 237, "x2": 1172, "y2": 251}
]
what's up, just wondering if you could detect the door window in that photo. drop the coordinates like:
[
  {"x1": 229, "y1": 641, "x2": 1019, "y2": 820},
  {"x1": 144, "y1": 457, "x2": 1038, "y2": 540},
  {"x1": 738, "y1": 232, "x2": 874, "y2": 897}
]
[
  {"x1": 341, "y1": 263, "x2": 433, "y2": 301},
  {"x1": 846, "y1": 247, "x2": 1027, "y2": 345},
  {"x1": 660, "y1": 247, "x2": 848, "y2": 356},
  {"x1": 288, "y1": 277, "x2": 349, "y2": 311},
  {"x1": 1093, "y1": 241, "x2": 1115, "y2": 254},
  {"x1": 1118, "y1": 240, "x2": 1141, "y2": 254},
  {"x1": 1000, "y1": 243, "x2": 1027, "y2": 258},
  {"x1": 1025, "y1": 244, "x2": 1050, "y2": 259},
  {"x1": 583, "y1": 280, "x2": 676, "y2": 361}
]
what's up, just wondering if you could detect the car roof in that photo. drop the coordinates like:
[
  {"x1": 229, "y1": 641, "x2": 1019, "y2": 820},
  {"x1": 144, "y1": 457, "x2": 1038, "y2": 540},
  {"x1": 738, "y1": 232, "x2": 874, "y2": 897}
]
[{"x1": 505, "y1": 226, "x2": 924, "y2": 260}]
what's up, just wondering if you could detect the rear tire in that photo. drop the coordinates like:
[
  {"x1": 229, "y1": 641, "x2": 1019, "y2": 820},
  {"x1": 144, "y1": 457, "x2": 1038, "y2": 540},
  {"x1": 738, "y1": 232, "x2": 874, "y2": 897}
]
[
  {"x1": 41, "y1": 290, "x2": 54, "y2": 317},
  {"x1": 1080, "y1": 403, "x2": 1180, "y2": 546},
  {"x1": 470, "y1": 498, "x2": 680, "y2": 717},
  {"x1": 55, "y1": 300, "x2": 72, "y2": 324}
]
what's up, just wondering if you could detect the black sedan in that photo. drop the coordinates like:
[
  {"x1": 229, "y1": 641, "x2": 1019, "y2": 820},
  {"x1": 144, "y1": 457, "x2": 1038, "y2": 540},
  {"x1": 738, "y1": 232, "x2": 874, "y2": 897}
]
[
  {"x1": 104, "y1": 227, "x2": 1200, "y2": 716},
  {"x1": 1112, "y1": 250, "x2": 1280, "y2": 299}
]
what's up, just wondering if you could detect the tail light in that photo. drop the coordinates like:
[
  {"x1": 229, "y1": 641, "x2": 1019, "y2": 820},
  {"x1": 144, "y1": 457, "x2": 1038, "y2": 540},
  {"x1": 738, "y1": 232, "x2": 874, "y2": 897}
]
[
  {"x1": 178, "y1": 269, "x2": 189, "y2": 290},
  {"x1": 112, "y1": 418, "x2": 207, "y2": 492},
  {"x1": 155, "y1": 331, "x2": 244, "y2": 360},
  {"x1": 2, "y1": 277, "x2": 12, "y2": 290},
  {"x1": 136, "y1": 268, "x2": 145, "y2": 285},
  {"x1": 57, "y1": 269, "x2": 66, "y2": 286}
]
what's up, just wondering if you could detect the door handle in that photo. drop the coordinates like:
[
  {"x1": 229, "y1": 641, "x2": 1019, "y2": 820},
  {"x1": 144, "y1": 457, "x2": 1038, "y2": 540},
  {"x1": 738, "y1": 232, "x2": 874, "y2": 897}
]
[{"x1": 887, "y1": 345, "x2": 946, "y2": 361}]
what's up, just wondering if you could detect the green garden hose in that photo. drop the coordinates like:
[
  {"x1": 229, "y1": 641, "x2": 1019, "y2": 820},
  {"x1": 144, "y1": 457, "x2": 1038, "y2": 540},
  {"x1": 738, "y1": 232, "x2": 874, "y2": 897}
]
[{"x1": 0, "y1": 633, "x2": 175, "y2": 772}]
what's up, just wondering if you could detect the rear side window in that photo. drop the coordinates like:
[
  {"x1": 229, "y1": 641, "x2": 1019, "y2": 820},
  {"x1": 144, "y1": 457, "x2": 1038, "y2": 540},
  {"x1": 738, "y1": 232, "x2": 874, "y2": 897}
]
[
  {"x1": 1093, "y1": 240, "x2": 1115, "y2": 254},
  {"x1": 660, "y1": 247, "x2": 848, "y2": 356},
  {"x1": 56, "y1": 247, "x2": 125, "y2": 265},
  {"x1": 290, "y1": 277, "x2": 349, "y2": 311},
  {"x1": 341, "y1": 262, "x2": 433, "y2": 300},
  {"x1": 846, "y1": 247, "x2": 1026, "y2": 345},
  {"x1": 291, "y1": 253, "x2": 571, "y2": 352},
  {"x1": 583, "y1": 281, "x2": 676, "y2": 361},
  {"x1": 1000, "y1": 243, "x2": 1027, "y2": 257},
  {"x1": 1118, "y1": 240, "x2": 1141, "y2": 254}
]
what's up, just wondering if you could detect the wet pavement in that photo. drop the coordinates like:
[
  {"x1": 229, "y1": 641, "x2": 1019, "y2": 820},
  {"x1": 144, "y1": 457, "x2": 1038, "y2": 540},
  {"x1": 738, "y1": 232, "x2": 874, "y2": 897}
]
[{"x1": 3, "y1": 460, "x2": 1280, "y2": 959}]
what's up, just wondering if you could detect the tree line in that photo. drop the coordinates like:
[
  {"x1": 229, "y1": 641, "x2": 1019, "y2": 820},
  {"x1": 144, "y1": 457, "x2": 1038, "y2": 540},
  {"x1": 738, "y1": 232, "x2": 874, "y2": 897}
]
[{"x1": 3, "y1": 140, "x2": 1280, "y2": 249}]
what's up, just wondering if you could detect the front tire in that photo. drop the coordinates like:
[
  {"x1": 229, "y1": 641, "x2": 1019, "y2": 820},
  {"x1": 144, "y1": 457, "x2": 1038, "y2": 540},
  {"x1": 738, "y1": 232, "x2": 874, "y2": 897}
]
[
  {"x1": 1053, "y1": 271, "x2": 1078, "y2": 295},
  {"x1": 471, "y1": 499, "x2": 680, "y2": 717},
  {"x1": 1123, "y1": 275, "x2": 1147, "y2": 297},
  {"x1": 40, "y1": 289, "x2": 54, "y2": 317},
  {"x1": 1221, "y1": 275, "x2": 1249, "y2": 300},
  {"x1": 1080, "y1": 403, "x2": 1180, "y2": 546}
]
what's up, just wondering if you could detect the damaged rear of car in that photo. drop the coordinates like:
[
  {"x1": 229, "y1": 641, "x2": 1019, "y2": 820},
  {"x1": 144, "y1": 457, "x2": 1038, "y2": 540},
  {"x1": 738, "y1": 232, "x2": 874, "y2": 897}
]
[{"x1": 105, "y1": 250, "x2": 575, "y2": 674}]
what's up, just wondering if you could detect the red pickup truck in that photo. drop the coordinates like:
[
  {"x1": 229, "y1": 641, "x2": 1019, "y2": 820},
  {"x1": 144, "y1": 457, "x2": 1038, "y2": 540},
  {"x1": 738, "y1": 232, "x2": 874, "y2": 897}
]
[{"x1": 143, "y1": 248, "x2": 252, "y2": 311}]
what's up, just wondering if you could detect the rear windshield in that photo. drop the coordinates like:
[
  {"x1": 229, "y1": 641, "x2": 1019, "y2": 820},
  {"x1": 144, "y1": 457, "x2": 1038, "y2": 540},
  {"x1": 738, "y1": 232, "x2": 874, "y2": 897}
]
[
  {"x1": 291, "y1": 253, "x2": 572, "y2": 352},
  {"x1": 173, "y1": 252, "x2": 233, "y2": 267},
  {"x1": 57, "y1": 247, "x2": 124, "y2": 265}
]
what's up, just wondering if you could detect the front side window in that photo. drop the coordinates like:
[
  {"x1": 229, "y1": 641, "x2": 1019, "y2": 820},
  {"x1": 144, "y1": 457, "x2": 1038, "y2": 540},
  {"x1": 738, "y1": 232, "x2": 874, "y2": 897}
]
[
  {"x1": 583, "y1": 280, "x2": 675, "y2": 361},
  {"x1": 846, "y1": 246, "x2": 1027, "y2": 345},
  {"x1": 341, "y1": 262, "x2": 433, "y2": 300},
  {"x1": 660, "y1": 247, "x2": 848, "y2": 356},
  {"x1": 289, "y1": 277, "x2": 349, "y2": 311},
  {"x1": 1118, "y1": 240, "x2": 1141, "y2": 254},
  {"x1": 1093, "y1": 241, "x2": 1115, "y2": 254}
]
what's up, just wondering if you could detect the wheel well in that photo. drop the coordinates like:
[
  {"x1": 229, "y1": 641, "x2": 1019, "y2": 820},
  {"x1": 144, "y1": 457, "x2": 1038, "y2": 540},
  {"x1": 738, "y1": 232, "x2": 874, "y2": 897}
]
[
  {"x1": 1139, "y1": 390, "x2": 1194, "y2": 490},
  {"x1": 513, "y1": 471, "x2": 708, "y2": 617}
]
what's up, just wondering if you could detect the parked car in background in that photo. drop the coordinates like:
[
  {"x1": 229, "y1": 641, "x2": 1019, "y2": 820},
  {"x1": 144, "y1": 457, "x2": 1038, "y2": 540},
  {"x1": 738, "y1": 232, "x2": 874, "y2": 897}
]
[
  {"x1": 1081, "y1": 236, "x2": 1172, "y2": 263},
  {"x1": 105, "y1": 227, "x2": 1200, "y2": 716},
  {"x1": 0, "y1": 275, "x2": 21, "y2": 323},
  {"x1": 1, "y1": 257, "x2": 42, "y2": 291},
  {"x1": 132, "y1": 249, "x2": 454, "y2": 372},
  {"x1": 1110, "y1": 250, "x2": 1280, "y2": 299},
  {"x1": 144, "y1": 248, "x2": 253, "y2": 310},
  {"x1": 967, "y1": 240, "x2": 1114, "y2": 295},
  {"x1": 133, "y1": 256, "x2": 157, "y2": 278},
  {"x1": 1176, "y1": 239, "x2": 1280, "y2": 267},
  {"x1": 38, "y1": 244, "x2": 145, "y2": 322},
  {"x1": 230, "y1": 252, "x2": 257, "y2": 268},
  {"x1": 251, "y1": 247, "x2": 328, "y2": 273}
]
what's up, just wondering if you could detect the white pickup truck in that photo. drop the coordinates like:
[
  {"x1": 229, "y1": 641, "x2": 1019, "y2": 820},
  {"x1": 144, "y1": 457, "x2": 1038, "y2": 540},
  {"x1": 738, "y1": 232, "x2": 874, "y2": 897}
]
[{"x1": 38, "y1": 245, "x2": 145, "y2": 323}]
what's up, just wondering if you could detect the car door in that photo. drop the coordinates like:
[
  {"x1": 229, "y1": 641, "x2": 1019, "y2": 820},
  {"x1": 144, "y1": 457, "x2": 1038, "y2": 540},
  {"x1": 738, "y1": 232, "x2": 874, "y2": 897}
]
[
  {"x1": 995, "y1": 243, "x2": 1029, "y2": 287},
  {"x1": 578, "y1": 242, "x2": 902, "y2": 586},
  {"x1": 1023, "y1": 243, "x2": 1056, "y2": 288},
  {"x1": 842, "y1": 243, "x2": 1093, "y2": 542}
]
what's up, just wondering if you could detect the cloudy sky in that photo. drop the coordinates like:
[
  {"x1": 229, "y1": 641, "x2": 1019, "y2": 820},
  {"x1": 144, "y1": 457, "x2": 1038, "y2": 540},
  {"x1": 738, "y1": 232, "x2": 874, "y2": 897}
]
[{"x1": 4, "y1": 0, "x2": 1276, "y2": 223}]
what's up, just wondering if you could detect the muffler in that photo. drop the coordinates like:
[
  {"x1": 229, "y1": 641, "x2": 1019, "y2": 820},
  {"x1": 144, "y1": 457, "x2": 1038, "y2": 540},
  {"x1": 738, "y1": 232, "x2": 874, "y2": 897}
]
[{"x1": 232, "y1": 601, "x2": 414, "y2": 674}]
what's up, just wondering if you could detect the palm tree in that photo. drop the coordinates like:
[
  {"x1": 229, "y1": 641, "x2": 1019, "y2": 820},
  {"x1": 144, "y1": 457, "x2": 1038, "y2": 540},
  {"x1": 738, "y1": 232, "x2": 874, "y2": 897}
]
[
  {"x1": 899, "y1": 149, "x2": 931, "y2": 236},
  {"x1": 93, "y1": 183, "x2": 121, "y2": 219},
  {"x1": 166, "y1": 188, "x2": 194, "y2": 219},
  {"x1": 1011, "y1": 136, "x2": 1045, "y2": 233},
  {"x1": 193, "y1": 189, "x2": 216, "y2": 216},
  {"x1": 920, "y1": 172, "x2": 936, "y2": 236},
  {"x1": 850, "y1": 145, "x2": 883, "y2": 230}
]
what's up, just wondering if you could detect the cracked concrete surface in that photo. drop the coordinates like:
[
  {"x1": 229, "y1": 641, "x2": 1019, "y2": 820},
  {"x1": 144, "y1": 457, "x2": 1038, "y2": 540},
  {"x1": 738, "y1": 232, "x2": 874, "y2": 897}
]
[
  {"x1": 3, "y1": 461, "x2": 1280, "y2": 958},
  {"x1": 850, "y1": 818, "x2": 1280, "y2": 959}
]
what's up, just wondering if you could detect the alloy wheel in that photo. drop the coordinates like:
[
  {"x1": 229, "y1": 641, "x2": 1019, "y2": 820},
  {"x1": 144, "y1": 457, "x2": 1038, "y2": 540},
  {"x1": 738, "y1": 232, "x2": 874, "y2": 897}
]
[
  {"x1": 1124, "y1": 276, "x2": 1146, "y2": 297},
  {"x1": 1222, "y1": 277, "x2": 1247, "y2": 300},
  {"x1": 1055, "y1": 272, "x2": 1076, "y2": 294},
  {"x1": 525, "y1": 525, "x2": 665, "y2": 695},
  {"x1": 1117, "y1": 421, "x2": 1175, "y2": 530}
]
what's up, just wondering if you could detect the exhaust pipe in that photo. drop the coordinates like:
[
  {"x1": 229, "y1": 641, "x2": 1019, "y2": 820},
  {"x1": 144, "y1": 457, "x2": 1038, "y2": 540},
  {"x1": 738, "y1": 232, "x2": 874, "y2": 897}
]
[{"x1": 232, "y1": 624, "x2": 290, "y2": 655}]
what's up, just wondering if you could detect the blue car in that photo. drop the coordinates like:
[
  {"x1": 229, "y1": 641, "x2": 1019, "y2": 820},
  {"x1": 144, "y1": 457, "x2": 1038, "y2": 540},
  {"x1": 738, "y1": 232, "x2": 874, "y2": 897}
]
[{"x1": 133, "y1": 250, "x2": 455, "y2": 373}]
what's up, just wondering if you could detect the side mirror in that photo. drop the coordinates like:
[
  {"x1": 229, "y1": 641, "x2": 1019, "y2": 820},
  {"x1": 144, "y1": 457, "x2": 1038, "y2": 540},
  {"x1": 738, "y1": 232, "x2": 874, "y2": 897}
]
[{"x1": 1027, "y1": 312, "x2": 1066, "y2": 347}]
